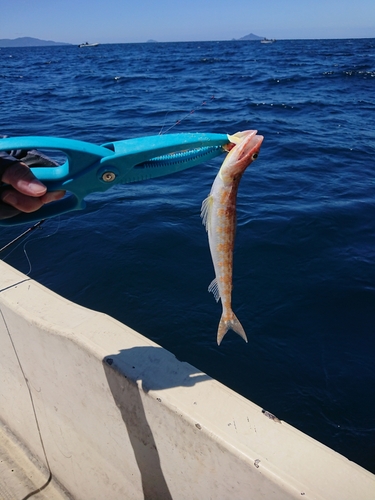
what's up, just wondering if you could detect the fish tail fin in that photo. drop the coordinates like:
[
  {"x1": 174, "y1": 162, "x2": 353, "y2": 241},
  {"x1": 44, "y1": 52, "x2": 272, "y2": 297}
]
[{"x1": 217, "y1": 312, "x2": 248, "y2": 346}]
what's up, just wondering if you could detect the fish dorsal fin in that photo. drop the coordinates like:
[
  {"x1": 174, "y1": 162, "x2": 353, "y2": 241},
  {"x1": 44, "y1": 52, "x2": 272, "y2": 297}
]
[
  {"x1": 208, "y1": 278, "x2": 221, "y2": 302},
  {"x1": 201, "y1": 195, "x2": 213, "y2": 232}
]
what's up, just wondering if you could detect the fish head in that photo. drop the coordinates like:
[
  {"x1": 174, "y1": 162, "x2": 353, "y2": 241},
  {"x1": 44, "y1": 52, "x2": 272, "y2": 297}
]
[{"x1": 219, "y1": 130, "x2": 263, "y2": 185}]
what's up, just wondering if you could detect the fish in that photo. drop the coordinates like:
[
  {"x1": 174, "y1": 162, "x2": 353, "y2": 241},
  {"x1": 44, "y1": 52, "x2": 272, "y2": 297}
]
[{"x1": 201, "y1": 130, "x2": 263, "y2": 345}]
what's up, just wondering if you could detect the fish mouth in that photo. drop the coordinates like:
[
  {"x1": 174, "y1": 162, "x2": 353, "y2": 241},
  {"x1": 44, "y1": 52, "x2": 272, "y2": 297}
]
[
  {"x1": 226, "y1": 130, "x2": 263, "y2": 152},
  {"x1": 228, "y1": 129, "x2": 258, "y2": 144},
  {"x1": 250, "y1": 133, "x2": 264, "y2": 152},
  {"x1": 225, "y1": 130, "x2": 264, "y2": 163}
]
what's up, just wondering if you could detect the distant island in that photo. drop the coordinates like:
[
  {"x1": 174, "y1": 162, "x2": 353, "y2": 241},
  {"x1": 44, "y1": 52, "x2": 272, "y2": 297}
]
[
  {"x1": 238, "y1": 33, "x2": 264, "y2": 41},
  {"x1": 0, "y1": 37, "x2": 71, "y2": 47},
  {"x1": 0, "y1": 34, "x2": 267, "y2": 48}
]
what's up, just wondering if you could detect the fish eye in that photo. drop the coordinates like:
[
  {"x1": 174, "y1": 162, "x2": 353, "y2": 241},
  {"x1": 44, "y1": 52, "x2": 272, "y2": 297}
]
[{"x1": 252, "y1": 153, "x2": 258, "y2": 160}]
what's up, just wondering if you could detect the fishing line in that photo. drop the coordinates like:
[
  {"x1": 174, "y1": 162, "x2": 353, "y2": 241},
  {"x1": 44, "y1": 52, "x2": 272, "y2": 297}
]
[
  {"x1": 0, "y1": 217, "x2": 61, "y2": 497},
  {"x1": 159, "y1": 95, "x2": 215, "y2": 135},
  {"x1": 0, "y1": 307, "x2": 52, "y2": 499},
  {"x1": 1, "y1": 217, "x2": 61, "y2": 276},
  {"x1": 0, "y1": 221, "x2": 47, "y2": 274},
  {"x1": 0, "y1": 220, "x2": 45, "y2": 254}
]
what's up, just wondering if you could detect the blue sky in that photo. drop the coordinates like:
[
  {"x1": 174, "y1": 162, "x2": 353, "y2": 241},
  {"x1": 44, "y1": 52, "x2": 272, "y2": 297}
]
[{"x1": 1, "y1": 0, "x2": 374, "y2": 43}]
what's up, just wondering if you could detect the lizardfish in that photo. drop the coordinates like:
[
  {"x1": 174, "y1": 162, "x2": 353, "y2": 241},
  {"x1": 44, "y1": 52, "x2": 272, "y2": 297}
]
[{"x1": 201, "y1": 130, "x2": 263, "y2": 345}]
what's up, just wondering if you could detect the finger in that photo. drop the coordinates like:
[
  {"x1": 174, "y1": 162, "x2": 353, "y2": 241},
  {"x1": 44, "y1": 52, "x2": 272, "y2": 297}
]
[
  {"x1": 1, "y1": 189, "x2": 66, "y2": 214},
  {"x1": 1, "y1": 189, "x2": 44, "y2": 213},
  {"x1": 40, "y1": 190, "x2": 66, "y2": 204},
  {"x1": 0, "y1": 202, "x2": 21, "y2": 220},
  {"x1": 1, "y1": 162, "x2": 47, "y2": 197}
]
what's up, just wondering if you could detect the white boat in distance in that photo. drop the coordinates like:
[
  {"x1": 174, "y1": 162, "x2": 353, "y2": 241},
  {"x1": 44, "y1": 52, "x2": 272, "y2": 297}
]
[
  {"x1": 261, "y1": 38, "x2": 276, "y2": 44},
  {"x1": 78, "y1": 42, "x2": 99, "y2": 48}
]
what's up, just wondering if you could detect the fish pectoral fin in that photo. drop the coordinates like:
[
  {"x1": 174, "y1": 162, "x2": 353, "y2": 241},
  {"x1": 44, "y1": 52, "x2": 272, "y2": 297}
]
[
  {"x1": 201, "y1": 195, "x2": 213, "y2": 232},
  {"x1": 208, "y1": 278, "x2": 220, "y2": 302},
  {"x1": 217, "y1": 312, "x2": 248, "y2": 346}
]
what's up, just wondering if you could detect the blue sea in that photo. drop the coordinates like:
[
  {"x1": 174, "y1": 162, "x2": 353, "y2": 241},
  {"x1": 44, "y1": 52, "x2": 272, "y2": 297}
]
[{"x1": 1, "y1": 39, "x2": 374, "y2": 473}]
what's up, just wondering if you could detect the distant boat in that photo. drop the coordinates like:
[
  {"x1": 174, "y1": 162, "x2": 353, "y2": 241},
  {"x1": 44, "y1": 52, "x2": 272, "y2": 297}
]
[
  {"x1": 78, "y1": 42, "x2": 99, "y2": 48},
  {"x1": 261, "y1": 38, "x2": 276, "y2": 44}
]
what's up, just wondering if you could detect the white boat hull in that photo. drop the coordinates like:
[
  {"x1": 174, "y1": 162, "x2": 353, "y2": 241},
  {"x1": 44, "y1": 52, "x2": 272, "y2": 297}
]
[{"x1": 0, "y1": 261, "x2": 374, "y2": 499}]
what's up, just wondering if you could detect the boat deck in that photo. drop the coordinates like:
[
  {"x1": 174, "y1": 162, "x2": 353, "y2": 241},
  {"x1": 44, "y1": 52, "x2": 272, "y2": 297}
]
[{"x1": 0, "y1": 423, "x2": 71, "y2": 500}]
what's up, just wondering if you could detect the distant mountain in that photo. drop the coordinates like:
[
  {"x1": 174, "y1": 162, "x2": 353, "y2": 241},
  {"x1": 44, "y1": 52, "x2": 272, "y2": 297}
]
[
  {"x1": 0, "y1": 37, "x2": 71, "y2": 47},
  {"x1": 238, "y1": 33, "x2": 264, "y2": 41}
]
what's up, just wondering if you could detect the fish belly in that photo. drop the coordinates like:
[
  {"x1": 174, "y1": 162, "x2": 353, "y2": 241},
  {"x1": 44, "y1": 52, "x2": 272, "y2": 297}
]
[{"x1": 208, "y1": 181, "x2": 247, "y2": 345}]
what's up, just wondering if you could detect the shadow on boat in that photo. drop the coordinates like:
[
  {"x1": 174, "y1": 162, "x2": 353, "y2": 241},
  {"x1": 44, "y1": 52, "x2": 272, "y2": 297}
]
[{"x1": 103, "y1": 346, "x2": 210, "y2": 500}]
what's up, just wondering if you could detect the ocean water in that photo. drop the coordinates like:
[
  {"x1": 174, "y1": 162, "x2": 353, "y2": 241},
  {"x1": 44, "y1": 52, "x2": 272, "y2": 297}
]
[{"x1": 1, "y1": 39, "x2": 374, "y2": 473}]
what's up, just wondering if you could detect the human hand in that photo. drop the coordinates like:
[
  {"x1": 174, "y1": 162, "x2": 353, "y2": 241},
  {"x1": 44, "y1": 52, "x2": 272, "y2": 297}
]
[{"x1": 0, "y1": 161, "x2": 65, "y2": 220}]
